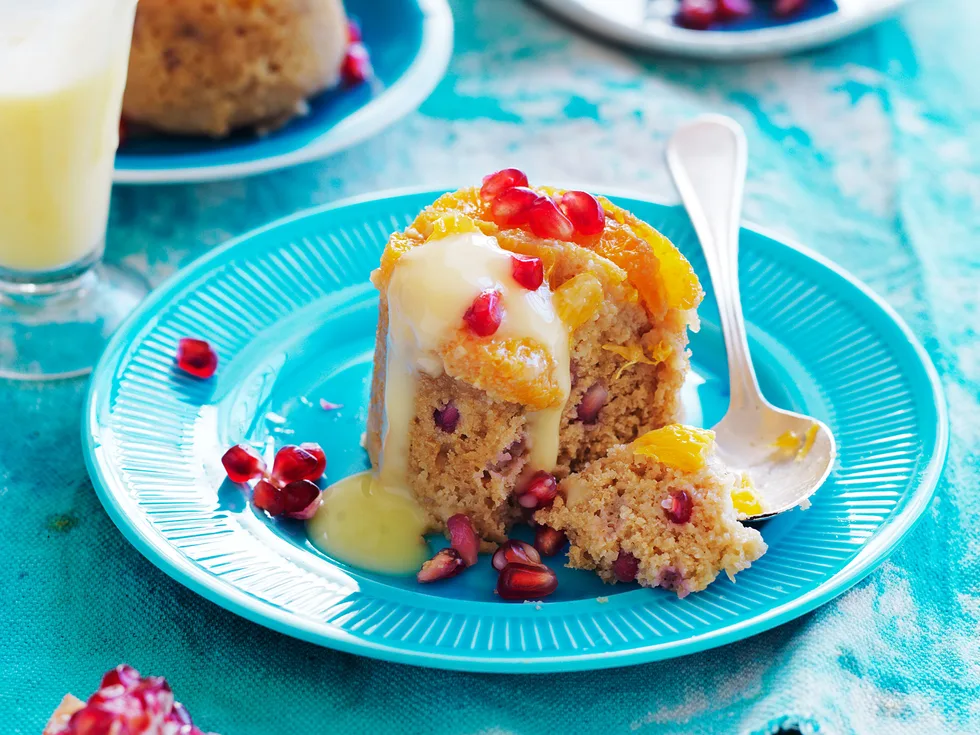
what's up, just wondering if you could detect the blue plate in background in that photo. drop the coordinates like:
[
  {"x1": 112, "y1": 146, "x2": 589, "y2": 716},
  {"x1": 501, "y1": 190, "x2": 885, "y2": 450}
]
[
  {"x1": 84, "y1": 189, "x2": 947, "y2": 672},
  {"x1": 532, "y1": 0, "x2": 910, "y2": 59},
  {"x1": 113, "y1": 0, "x2": 453, "y2": 184}
]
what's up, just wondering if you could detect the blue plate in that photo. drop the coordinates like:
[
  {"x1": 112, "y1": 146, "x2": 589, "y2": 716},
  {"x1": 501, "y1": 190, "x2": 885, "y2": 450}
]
[
  {"x1": 113, "y1": 0, "x2": 453, "y2": 184},
  {"x1": 84, "y1": 189, "x2": 947, "y2": 672},
  {"x1": 532, "y1": 0, "x2": 910, "y2": 59}
]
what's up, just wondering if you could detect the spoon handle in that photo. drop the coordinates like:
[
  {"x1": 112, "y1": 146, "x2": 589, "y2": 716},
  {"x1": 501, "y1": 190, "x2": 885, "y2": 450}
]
[{"x1": 666, "y1": 115, "x2": 763, "y2": 411}]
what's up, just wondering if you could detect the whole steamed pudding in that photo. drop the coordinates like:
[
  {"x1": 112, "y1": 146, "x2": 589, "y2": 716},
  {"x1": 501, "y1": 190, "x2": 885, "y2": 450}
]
[{"x1": 366, "y1": 170, "x2": 705, "y2": 545}]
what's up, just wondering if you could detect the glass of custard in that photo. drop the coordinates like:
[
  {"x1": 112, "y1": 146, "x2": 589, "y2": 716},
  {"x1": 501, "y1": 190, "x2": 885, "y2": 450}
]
[{"x1": 0, "y1": 0, "x2": 145, "y2": 379}]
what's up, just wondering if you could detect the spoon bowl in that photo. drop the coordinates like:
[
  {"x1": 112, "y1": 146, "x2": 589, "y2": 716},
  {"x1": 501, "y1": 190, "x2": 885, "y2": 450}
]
[{"x1": 667, "y1": 115, "x2": 837, "y2": 520}]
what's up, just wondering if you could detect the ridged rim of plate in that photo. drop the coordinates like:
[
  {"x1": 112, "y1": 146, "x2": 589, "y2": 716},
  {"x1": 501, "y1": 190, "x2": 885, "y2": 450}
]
[
  {"x1": 531, "y1": 0, "x2": 911, "y2": 59},
  {"x1": 112, "y1": 0, "x2": 453, "y2": 184},
  {"x1": 83, "y1": 187, "x2": 948, "y2": 672}
]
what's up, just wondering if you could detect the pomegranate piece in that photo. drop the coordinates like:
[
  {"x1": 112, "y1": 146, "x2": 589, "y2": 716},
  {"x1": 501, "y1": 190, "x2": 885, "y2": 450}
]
[
  {"x1": 510, "y1": 254, "x2": 544, "y2": 291},
  {"x1": 489, "y1": 186, "x2": 542, "y2": 227},
  {"x1": 613, "y1": 550, "x2": 640, "y2": 583},
  {"x1": 517, "y1": 470, "x2": 558, "y2": 509},
  {"x1": 717, "y1": 0, "x2": 754, "y2": 20},
  {"x1": 480, "y1": 168, "x2": 530, "y2": 201},
  {"x1": 577, "y1": 382, "x2": 608, "y2": 424},
  {"x1": 496, "y1": 562, "x2": 558, "y2": 601},
  {"x1": 347, "y1": 18, "x2": 362, "y2": 43},
  {"x1": 433, "y1": 403, "x2": 460, "y2": 433},
  {"x1": 533, "y1": 526, "x2": 567, "y2": 557},
  {"x1": 221, "y1": 444, "x2": 266, "y2": 484},
  {"x1": 98, "y1": 664, "x2": 141, "y2": 693},
  {"x1": 528, "y1": 197, "x2": 575, "y2": 240},
  {"x1": 252, "y1": 479, "x2": 284, "y2": 516},
  {"x1": 341, "y1": 43, "x2": 372, "y2": 84},
  {"x1": 280, "y1": 479, "x2": 322, "y2": 519},
  {"x1": 417, "y1": 547, "x2": 465, "y2": 583},
  {"x1": 175, "y1": 338, "x2": 218, "y2": 379},
  {"x1": 491, "y1": 539, "x2": 541, "y2": 571},
  {"x1": 677, "y1": 0, "x2": 718, "y2": 29},
  {"x1": 463, "y1": 289, "x2": 504, "y2": 337},
  {"x1": 658, "y1": 566, "x2": 687, "y2": 596},
  {"x1": 272, "y1": 445, "x2": 320, "y2": 485},
  {"x1": 447, "y1": 514, "x2": 479, "y2": 567},
  {"x1": 663, "y1": 490, "x2": 693, "y2": 524},
  {"x1": 773, "y1": 0, "x2": 806, "y2": 16},
  {"x1": 299, "y1": 442, "x2": 327, "y2": 481},
  {"x1": 559, "y1": 191, "x2": 606, "y2": 236}
]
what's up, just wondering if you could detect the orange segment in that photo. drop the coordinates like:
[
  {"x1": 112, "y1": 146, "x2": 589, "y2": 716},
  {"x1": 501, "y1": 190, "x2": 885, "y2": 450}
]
[
  {"x1": 553, "y1": 273, "x2": 604, "y2": 330},
  {"x1": 441, "y1": 334, "x2": 563, "y2": 410},
  {"x1": 631, "y1": 424, "x2": 715, "y2": 472}
]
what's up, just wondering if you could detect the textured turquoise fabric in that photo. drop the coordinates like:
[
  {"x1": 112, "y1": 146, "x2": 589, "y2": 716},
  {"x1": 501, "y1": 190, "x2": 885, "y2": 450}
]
[{"x1": 2, "y1": 1, "x2": 978, "y2": 733}]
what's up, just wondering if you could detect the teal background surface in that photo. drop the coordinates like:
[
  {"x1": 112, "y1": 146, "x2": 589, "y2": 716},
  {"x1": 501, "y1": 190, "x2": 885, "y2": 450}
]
[{"x1": 2, "y1": 0, "x2": 978, "y2": 733}]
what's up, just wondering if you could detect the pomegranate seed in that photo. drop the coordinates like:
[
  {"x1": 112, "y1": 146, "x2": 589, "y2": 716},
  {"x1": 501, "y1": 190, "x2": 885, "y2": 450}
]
[
  {"x1": 510, "y1": 254, "x2": 544, "y2": 290},
  {"x1": 68, "y1": 707, "x2": 116, "y2": 733},
  {"x1": 559, "y1": 191, "x2": 605, "y2": 236},
  {"x1": 433, "y1": 403, "x2": 459, "y2": 433},
  {"x1": 489, "y1": 186, "x2": 542, "y2": 227},
  {"x1": 480, "y1": 168, "x2": 529, "y2": 200},
  {"x1": 534, "y1": 526, "x2": 567, "y2": 557},
  {"x1": 299, "y1": 442, "x2": 327, "y2": 481},
  {"x1": 463, "y1": 289, "x2": 503, "y2": 337},
  {"x1": 496, "y1": 562, "x2": 558, "y2": 601},
  {"x1": 773, "y1": 0, "x2": 806, "y2": 16},
  {"x1": 658, "y1": 566, "x2": 686, "y2": 595},
  {"x1": 717, "y1": 0, "x2": 753, "y2": 20},
  {"x1": 517, "y1": 470, "x2": 558, "y2": 509},
  {"x1": 280, "y1": 479, "x2": 322, "y2": 519},
  {"x1": 613, "y1": 550, "x2": 640, "y2": 583},
  {"x1": 347, "y1": 18, "x2": 362, "y2": 43},
  {"x1": 447, "y1": 514, "x2": 479, "y2": 567},
  {"x1": 99, "y1": 664, "x2": 141, "y2": 692},
  {"x1": 677, "y1": 0, "x2": 718, "y2": 29},
  {"x1": 319, "y1": 398, "x2": 343, "y2": 411},
  {"x1": 528, "y1": 197, "x2": 575, "y2": 240},
  {"x1": 341, "y1": 43, "x2": 372, "y2": 84},
  {"x1": 272, "y1": 445, "x2": 320, "y2": 485},
  {"x1": 576, "y1": 382, "x2": 608, "y2": 424},
  {"x1": 417, "y1": 547, "x2": 465, "y2": 582},
  {"x1": 492, "y1": 539, "x2": 541, "y2": 571},
  {"x1": 169, "y1": 702, "x2": 193, "y2": 726},
  {"x1": 664, "y1": 490, "x2": 693, "y2": 524},
  {"x1": 175, "y1": 338, "x2": 217, "y2": 379},
  {"x1": 221, "y1": 444, "x2": 265, "y2": 483},
  {"x1": 252, "y1": 479, "x2": 284, "y2": 516}
]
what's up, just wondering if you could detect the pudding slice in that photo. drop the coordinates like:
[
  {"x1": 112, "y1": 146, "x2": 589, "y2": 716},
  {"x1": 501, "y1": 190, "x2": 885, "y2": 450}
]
[{"x1": 535, "y1": 425, "x2": 767, "y2": 596}]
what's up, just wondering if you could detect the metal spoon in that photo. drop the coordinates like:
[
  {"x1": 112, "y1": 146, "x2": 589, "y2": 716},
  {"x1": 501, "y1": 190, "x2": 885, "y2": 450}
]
[{"x1": 666, "y1": 115, "x2": 836, "y2": 520}]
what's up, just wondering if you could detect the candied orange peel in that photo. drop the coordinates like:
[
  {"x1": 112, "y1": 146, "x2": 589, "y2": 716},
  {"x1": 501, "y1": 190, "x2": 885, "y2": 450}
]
[
  {"x1": 631, "y1": 424, "x2": 715, "y2": 472},
  {"x1": 441, "y1": 334, "x2": 564, "y2": 410}
]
